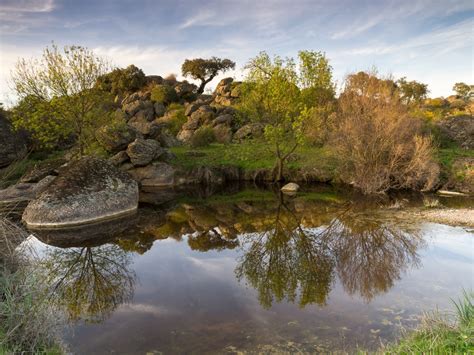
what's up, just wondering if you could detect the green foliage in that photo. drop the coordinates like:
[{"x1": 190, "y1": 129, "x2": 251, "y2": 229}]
[
  {"x1": 0, "y1": 151, "x2": 65, "y2": 188},
  {"x1": 10, "y1": 44, "x2": 113, "y2": 155},
  {"x1": 298, "y1": 50, "x2": 335, "y2": 93},
  {"x1": 397, "y1": 77, "x2": 429, "y2": 105},
  {"x1": 239, "y1": 50, "x2": 335, "y2": 180},
  {"x1": 181, "y1": 57, "x2": 236, "y2": 94},
  {"x1": 190, "y1": 125, "x2": 216, "y2": 147},
  {"x1": 453, "y1": 82, "x2": 473, "y2": 101},
  {"x1": 150, "y1": 84, "x2": 178, "y2": 104},
  {"x1": 95, "y1": 64, "x2": 146, "y2": 95},
  {"x1": 11, "y1": 95, "x2": 70, "y2": 149},
  {"x1": 170, "y1": 141, "x2": 336, "y2": 174},
  {"x1": 164, "y1": 104, "x2": 187, "y2": 136}
]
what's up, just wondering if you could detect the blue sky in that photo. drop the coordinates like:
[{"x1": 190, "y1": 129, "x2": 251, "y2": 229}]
[{"x1": 0, "y1": 0, "x2": 472, "y2": 104}]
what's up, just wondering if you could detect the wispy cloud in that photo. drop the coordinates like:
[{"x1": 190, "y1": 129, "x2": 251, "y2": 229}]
[
  {"x1": 344, "y1": 19, "x2": 472, "y2": 57},
  {"x1": 0, "y1": 0, "x2": 55, "y2": 13},
  {"x1": 179, "y1": 9, "x2": 220, "y2": 29}
]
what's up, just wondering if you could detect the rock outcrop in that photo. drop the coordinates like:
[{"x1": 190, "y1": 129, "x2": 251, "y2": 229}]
[
  {"x1": 175, "y1": 78, "x2": 242, "y2": 144},
  {"x1": 436, "y1": 115, "x2": 474, "y2": 149},
  {"x1": 0, "y1": 176, "x2": 56, "y2": 215},
  {"x1": 23, "y1": 157, "x2": 138, "y2": 229}
]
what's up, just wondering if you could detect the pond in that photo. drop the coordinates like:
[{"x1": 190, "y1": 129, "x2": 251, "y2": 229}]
[{"x1": 25, "y1": 184, "x2": 473, "y2": 354}]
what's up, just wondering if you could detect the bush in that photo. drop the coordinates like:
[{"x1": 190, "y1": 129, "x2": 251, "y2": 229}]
[
  {"x1": 332, "y1": 71, "x2": 439, "y2": 194},
  {"x1": 190, "y1": 126, "x2": 216, "y2": 147},
  {"x1": 165, "y1": 104, "x2": 187, "y2": 136},
  {"x1": 95, "y1": 65, "x2": 146, "y2": 95},
  {"x1": 150, "y1": 84, "x2": 178, "y2": 104}
]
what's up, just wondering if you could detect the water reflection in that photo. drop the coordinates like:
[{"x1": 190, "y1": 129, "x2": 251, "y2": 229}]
[
  {"x1": 41, "y1": 244, "x2": 136, "y2": 323},
  {"x1": 33, "y1": 187, "x2": 427, "y2": 320}
]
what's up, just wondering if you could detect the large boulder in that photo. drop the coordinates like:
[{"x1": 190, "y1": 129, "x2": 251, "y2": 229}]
[
  {"x1": 233, "y1": 123, "x2": 264, "y2": 141},
  {"x1": 213, "y1": 124, "x2": 233, "y2": 144},
  {"x1": 190, "y1": 105, "x2": 215, "y2": 124},
  {"x1": 0, "y1": 114, "x2": 28, "y2": 168},
  {"x1": 128, "y1": 162, "x2": 176, "y2": 187},
  {"x1": 22, "y1": 157, "x2": 138, "y2": 229},
  {"x1": 126, "y1": 138, "x2": 164, "y2": 166},
  {"x1": 96, "y1": 122, "x2": 136, "y2": 153}
]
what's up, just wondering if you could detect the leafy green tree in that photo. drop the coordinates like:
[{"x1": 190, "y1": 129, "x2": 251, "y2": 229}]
[
  {"x1": 453, "y1": 82, "x2": 473, "y2": 101},
  {"x1": 10, "y1": 44, "x2": 113, "y2": 154},
  {"x1": 397, "y1": 77, "x2": 429, "y2": 105},
  {"x1": 95, "y1": 64, "x2": 146, "y2": 96},
  {"x1": 239, "y1": 50, "x2": 334, "y2": 181},
  {"x1": 181, "y1": 57, "x2": 235, "y2": 94}
]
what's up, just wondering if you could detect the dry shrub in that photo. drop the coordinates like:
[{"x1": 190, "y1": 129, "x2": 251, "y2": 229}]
[{"x1": 332, "y1": 71, "x2": 439, "y2": 194}]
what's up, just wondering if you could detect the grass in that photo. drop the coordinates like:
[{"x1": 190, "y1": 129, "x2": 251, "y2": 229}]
[
  {"x1": 0, "y1": 216, "x2": 66, "y2": 354},
  {"x1": 0, "y1": 150, "x2": 66, "y2": 188},
  {"x1": 437, "y1": 147, "x2": 474, "y2": 171},
  {"x1": 381, "y1": 290, "x2": 474, "y2": 354},
  {"x1": 170, "y1": 140, "x2": 337, "y2": 173}
]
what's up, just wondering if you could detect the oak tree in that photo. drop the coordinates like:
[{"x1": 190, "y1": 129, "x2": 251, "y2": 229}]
[{"x1": 181, "y1": 57, "x2": 235, "y2": 94}]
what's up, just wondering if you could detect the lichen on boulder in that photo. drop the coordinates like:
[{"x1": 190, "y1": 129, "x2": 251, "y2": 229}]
[{"x1": 22, "y1": 157, "x2": 138, "y2": 229}]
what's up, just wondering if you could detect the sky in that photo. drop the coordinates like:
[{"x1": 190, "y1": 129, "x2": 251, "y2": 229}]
[{"x1": 0, "y1": 0, "x2": 473, "y2": 105}]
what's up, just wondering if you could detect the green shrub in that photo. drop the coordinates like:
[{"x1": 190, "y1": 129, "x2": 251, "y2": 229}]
[
  {"x1": 165, "y1": 104, "x2": 187, "y2": 136},
  {"x1": 95, "y1": 65, "x2": 146, "y2": 95},
  {"x1": 190, "y1": 126, "x2": 216, "y2": 147},
  {"x1": 151, "y1": 84, "x2": 178, "y2": 104}
]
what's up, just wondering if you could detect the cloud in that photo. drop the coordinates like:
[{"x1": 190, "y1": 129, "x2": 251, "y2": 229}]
[
  {"x1": 329, "y1": 0, "x2": 474, "y2": 40},
  {"x1": 178, "y1": 9, "x2": 220, "y2": 29},
  {"x1": 0, "y1": 0, "x2": 55, "y2": 13},
  {"x1": 344, "y1": 18, "x2": 472, "y2": 57}
]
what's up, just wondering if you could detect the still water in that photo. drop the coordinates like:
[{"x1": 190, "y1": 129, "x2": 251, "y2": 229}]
[{"x1": 26, "y1": 185, "x2": 473, "y2": 354}]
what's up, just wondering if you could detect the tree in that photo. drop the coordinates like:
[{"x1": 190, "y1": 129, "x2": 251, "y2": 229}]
[
  {"x1": 396, "y1": 77, "x2": 429, "y2": 105},
  {"x1": 333, "y1": 71, "x2": 439, "y2": 194},
  {"x1": 239, "y1": 50, "x2": 335, "y2": 181},
  {"x1": 10, "y1": 44, "x2": 113, "y2": 154},
  {"x1": 453, "y1": 82, "x2": 473, "y2": 101},
  {"x1": 181, "y1": 57, "x2": 235, "y2": 94},
  {"x1": 95, "y1": 64, "x2": 146, "y2": 96}
]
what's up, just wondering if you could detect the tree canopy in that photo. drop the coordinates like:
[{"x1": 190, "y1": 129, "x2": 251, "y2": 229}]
[
  {"x1": 10, "y1": 44, "x2": 113, "y2": 154},
  {"x1": 238, "y1": 50, "x2": 335, "y2": 181},
  {"x1": 453, "y1": 82, "x2": 473, "y2": 101},
  {"x1": 181, "y1": 57, "x2": 235, "y2": 94},
  {"x1": 397, "y1": 77, "x2": 429, "y2": 105},
  {"x1": 95, "y1": 64, "x2": 146, "y2": 96}
]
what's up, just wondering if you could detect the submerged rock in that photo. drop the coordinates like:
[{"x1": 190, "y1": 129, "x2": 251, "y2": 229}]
[
  {"x1": 23, "y1": 157, "x2": 138, "y2": 229},
  {"x1": 281, "y1": 182, "x2": 300, "y2": 194}
]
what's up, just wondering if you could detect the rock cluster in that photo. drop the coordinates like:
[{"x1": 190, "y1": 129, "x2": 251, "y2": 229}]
[
  {"x1": 176, "y1": 78, "x2": 251, "y2": 144},
  {"x1": 436, "y1": 115, "x2": 474, "y2": 150}
]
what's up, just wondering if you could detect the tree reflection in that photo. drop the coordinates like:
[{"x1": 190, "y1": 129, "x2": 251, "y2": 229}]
[
  {"x1": 188, "y1": 229, "x2": 239, "y2": 251},
  {"x1": 41, "y1": 244, "x2": 136, "y2": 323},
  {"x1": 235, "y1": 196, "x2": 424, "y2": 308},
  {"x1": 330, "y1": 215, "x2": 422, "y2": 301},
  {"x1": 236, "y1": 196, "x2": 335, "y2": 308}
]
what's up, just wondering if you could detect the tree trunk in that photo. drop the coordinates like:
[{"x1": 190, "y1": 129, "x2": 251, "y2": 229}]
[
  {"x1": 197, "y1": 81, "x2": 206, "y2": 95},
  {"x1": 274, "y1": 157, "x2": 284, "y2": 182}
]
